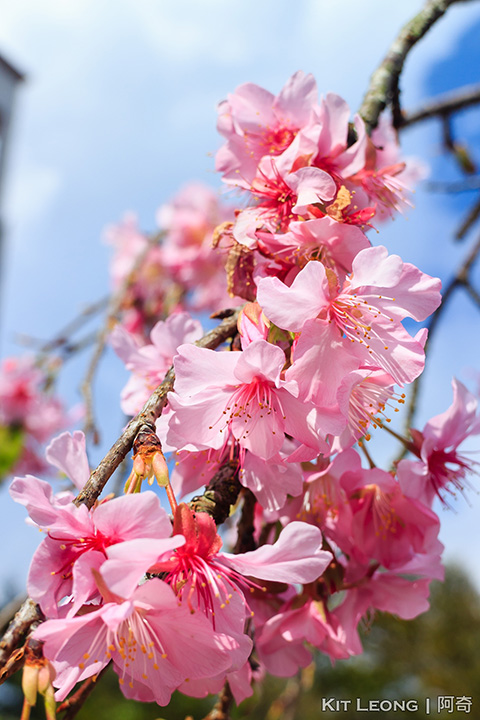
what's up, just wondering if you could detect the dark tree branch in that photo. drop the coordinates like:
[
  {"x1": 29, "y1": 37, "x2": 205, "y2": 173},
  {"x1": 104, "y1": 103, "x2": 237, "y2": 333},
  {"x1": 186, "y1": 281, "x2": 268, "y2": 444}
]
[
  {"x1": 402, "y1": 83, "x2": 480, "y2": 127},
  {"x1": 0, "y1": 599, "x2": 44, "y2": 677},
  {"x1": 233, "y1": 489, "x2": 257, "y2": 554},
  {"x1": 190, "y1": 458, "x2": 242, "y2": 526},
  {"x1": 359, "y1": 0, "x2": 467, "y2": 133},
  {"x1": 455, "y1": 194, "x2": 480, "y2": 240}
]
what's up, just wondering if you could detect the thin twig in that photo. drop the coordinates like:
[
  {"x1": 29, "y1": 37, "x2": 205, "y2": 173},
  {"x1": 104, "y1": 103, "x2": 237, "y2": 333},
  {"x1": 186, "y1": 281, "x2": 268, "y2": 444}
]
[
  {"x1": 464, "y1": 279, "x2": 480, "y2": 306},
  {"x1": 358, "y1": 440, "x2": 376, "y2": 469},
  {"x1": 427, "y1": 176, "x2": 480, "y2": 193},
  {"x1": 441, "y1": 114, "x2": 477, "y2": 176},
  {"x1": 200, "y1": 682, "x2": 233, "y2": 720},
  {"x1": 359, "y1": 0, "x2": 464, "y2": 133},
  {"x1": 75, "y1": 308, "x2": 242, "y2": 510},
  {"x1": 57, "y1": 665, "x2": 110, "y2": 720},
  {"x1": 402, "y1": 83, "x2": 480, "y2": 127},
  {"x1": 0, "y1": 598, "x2": 43, "y2": 676},
  {"x1": 81, "y1": 326, "x2": 109, "y2": 445},
  {"x1": 455, "y1": 194, "x2": 480, "y2": 240},
  {"x1": 81, "y1": 233, "x2": 163, "y2": 443},
  {"x1": 14, "y1": 296, "x2": 109, "y2": 355}
]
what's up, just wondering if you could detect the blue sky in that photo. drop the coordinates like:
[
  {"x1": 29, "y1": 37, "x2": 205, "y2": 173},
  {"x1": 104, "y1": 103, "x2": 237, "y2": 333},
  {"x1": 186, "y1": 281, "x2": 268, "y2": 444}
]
[{"x1": 0, "y1": 0, "x2": 480, "y2": 599}]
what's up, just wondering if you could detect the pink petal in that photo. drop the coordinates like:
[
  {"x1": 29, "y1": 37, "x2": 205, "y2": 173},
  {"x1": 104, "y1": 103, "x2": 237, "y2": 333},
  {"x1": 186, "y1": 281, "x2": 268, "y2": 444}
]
[
  {"x1": 234, "y1": 340, "x2": 285, "y2": 386},
  {"x1": 10, "y1": 474, "x2": 70, "y2": 527},
  {"x1": 102, "y1": 536, "x2": 186, "y2": 598},
  {"x1": 275, "y1": 70, "x2": 318, "y2": 126},
  {"x1": 221, "y1": 522, "x2": 331, "y2": 583},
  {"x1": 257, "y1": 260, "x2": 329, "y2": 332},
  {"x1": 173, "y1": 344, "x2": 239, "y2": 395},
  {"x1": 45, "y1": 431, "x2": 90, "y2": 490},
  {"x1": 93, "y1": 490, "x2": 172, "y2": 540},
  {"x1": 288, "y1": 166, "x2": 336, "y2": 213}
]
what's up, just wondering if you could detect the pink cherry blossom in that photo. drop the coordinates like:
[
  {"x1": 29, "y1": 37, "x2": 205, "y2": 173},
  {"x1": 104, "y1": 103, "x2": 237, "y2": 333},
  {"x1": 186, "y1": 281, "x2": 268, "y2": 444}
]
[
  {"x1": 232, "y1": 154, "x2": 336, "y2": 247},
  {"x1": 34, "y1": 573, "x2": 235, "y2": 706},
  {"x1": 157, "y1": 182, "x2": 237, "y2": 311},
  {"x1": 334, "y1": 367, "x2": 403, "y2": 449},
  {"x1": 347, "y1": 115, "x2": 427, "y2": 221},
  {"x1": 237, "y1": 302, "x2": 270, "y2": 349},
  {"x1": 398, "y1": 378, "x2": 480, "y2": 506},
  {"x1": 167, "y1": 339, "x2": 337, "y2": 461},
  {"x1": 216, "y1": 71, "x2": 321, "y2": 184},
  {"x1": 239, "y1": 442, "x2": 304, "y2": 512},
  {"x1": 340, "y1": 466, "x2": 441, "y2": 569},
  {"x1": 255, "y1": 593, "x2": 358, "y2": 675},
  {"x1": 103, "y1": 213, "x2": 149, "y2": 290},
  {"x1": 256, "y1": 216, "x2": 370, "y2": 278},
  {"x1": 103, "y1": 214, "x2": 170, "y2": 336},
  {"x1": 257, "y1": 247, "x2": 441, "y2": 385},
  {"x1": 110, "y1": 311, "x2": 202, "y2": 415},
  {"x1": 0, "y1": 356, "x2": 72, "y2": 478},
  {"x1": 11, "y1": 460, "x2": 175, "y2": 617},
  {"x1": 45, "y1": 431, "x2": 91, "y2": 490},
  {"x1": 101, "y1": 504, "x2": 331, "y2": 646},
  {"x1": 315, "y1": 94, "x2": 368, "y2": 179}
]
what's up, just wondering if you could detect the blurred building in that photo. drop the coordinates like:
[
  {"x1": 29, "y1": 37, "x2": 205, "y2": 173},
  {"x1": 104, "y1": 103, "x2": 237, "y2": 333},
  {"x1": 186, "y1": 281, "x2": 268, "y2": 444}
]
[
  {"x1": 0, "y1": 54, "x2": 23, "y2": 204},
  {"x1": 0, "y1": 53, "x2": 23, "y2": 316}
]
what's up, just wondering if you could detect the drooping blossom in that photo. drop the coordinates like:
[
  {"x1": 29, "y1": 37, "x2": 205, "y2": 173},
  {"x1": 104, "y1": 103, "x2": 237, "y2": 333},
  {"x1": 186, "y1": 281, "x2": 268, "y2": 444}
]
[
  {"x1": 398, "y1": 378, "x2": 480, "y2": 506},
  {"x1": 348, "y1": 114, "x2": 428, "y2": 221},
  {"x1": 333, "y1": 367, "x2": 405, "y2": 450},
  {"x1": 255, "y1": 593, "x2": 359, "y2": 675},
  {"x1": 340, "y1": 465, "x2": 441, "y2": 569}
]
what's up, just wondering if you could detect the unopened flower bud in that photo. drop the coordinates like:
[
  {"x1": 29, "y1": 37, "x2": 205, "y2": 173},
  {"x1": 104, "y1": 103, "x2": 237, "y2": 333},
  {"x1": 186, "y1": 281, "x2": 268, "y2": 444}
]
[
  {"x1": 152, "y1": 450, "x2": 169, "y2": 487},
  {"x1": 125, "y1": 425, "x2": 170, "y2": 493},
  {"x1": 21, "y1": 638, "x2": 56, "y2": 720}
]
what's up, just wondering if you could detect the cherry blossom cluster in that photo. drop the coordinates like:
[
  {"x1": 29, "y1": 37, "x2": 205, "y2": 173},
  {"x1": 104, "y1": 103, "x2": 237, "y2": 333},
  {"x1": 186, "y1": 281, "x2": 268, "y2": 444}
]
[
  {"x1": 10, "y1": 431, "x2": 332, "y2": 705},
  {"x1": 9, "y1": 72, "x2": 480, "y2": 711},
  {"x1": 0, "y1": 356, "x2": 71, "y2": 480},
  {"x1": 104, "y1": 183, "x2": 237, "y2": 339}
]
